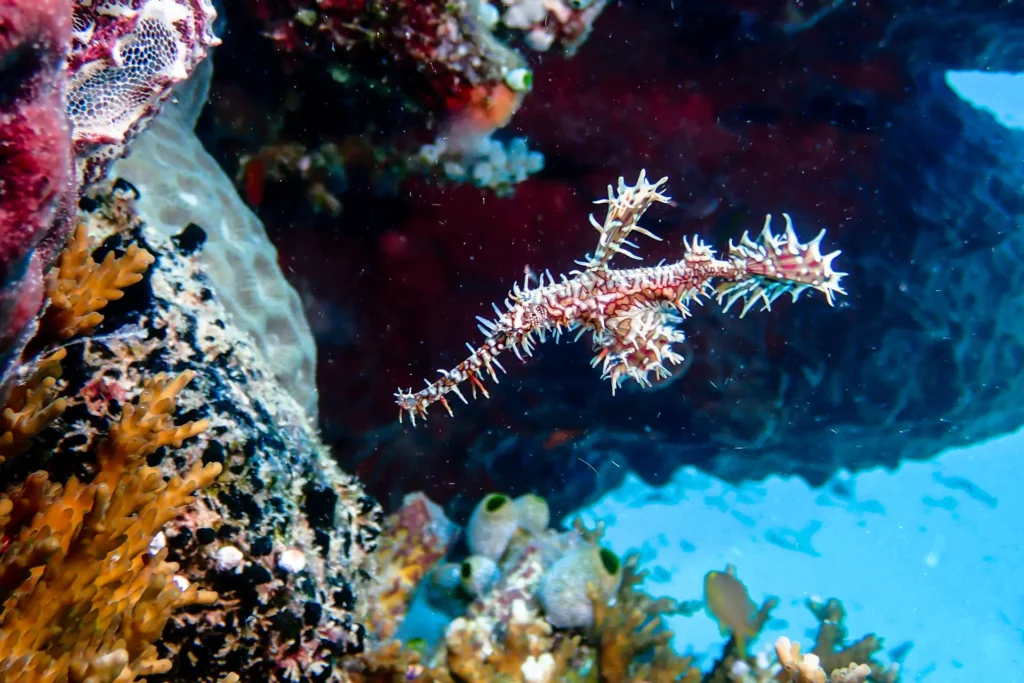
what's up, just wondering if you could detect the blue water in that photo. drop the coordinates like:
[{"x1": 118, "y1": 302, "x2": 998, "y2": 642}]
[
  {"x1": 564, "y1": 70, "x2": 1024, "y2": 682},
  {"x1": 576, "y1": 430, "x2": 1023, "y2": 680}
]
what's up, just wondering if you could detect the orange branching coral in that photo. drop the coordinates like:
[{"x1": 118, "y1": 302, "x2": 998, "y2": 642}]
[
  {"x1": 0, "y1": 349, "x2": 68, "y2": 462},
  {"x1": 775, "y1": 637, "x2": 871, "y2": 683},
  {"x1": 2, "y1": 217, "x2": 154, "y2": 460},
  {"x1": 0, "y1": 371, "x2": 220, "y2": 682},
  {"x1": 43, "y1": 223, "x2": 155, "y2": 340},
  {"x1": 591, "y1": 554, "x2": 700, "y2": 683},
  {"x1": 806, "y1": 598, "x2": 898, "y2": 683}
]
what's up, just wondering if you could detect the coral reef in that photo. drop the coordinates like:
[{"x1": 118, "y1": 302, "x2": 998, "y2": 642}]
[
  {"x1": 351, "y1": 492, "x2": 705, "y2": 682},
  {"x1": 1, "y1": 180, "x2": 383, "y2": 682},
  {"x1": 1, "y1": 0, "x2": 219, "y2": 374},
  {"x1": 345, "y1": 492, "x2": 898, "y2": 683},
  {"x1": 204, "y1": 0, "x2": 1024, "y2": 520},
  {"x1": 394, "y1": 171, "x2": 844, "y2": 424},
  {"x1": 206, "y1": 0, "x2": 609, "y2": 213},
  {"x1": 0, "y1": 2, "x2": 975, "y2": 680},
  {"x1": 252, "y1": 0, "x2": 534, "y2": 131},
  {"x1": 1, "y1": 215, "x2": 220, "y2": 680}
]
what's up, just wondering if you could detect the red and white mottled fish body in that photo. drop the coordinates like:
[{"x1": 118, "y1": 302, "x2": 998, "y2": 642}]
[{"x1": 395, "y1": 171, "x2": 846, "y2": 425}]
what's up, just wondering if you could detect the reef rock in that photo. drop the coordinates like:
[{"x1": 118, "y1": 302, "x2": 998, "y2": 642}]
[{"x1": 24, "y1": 182, "x2": 383, "y2": 681}]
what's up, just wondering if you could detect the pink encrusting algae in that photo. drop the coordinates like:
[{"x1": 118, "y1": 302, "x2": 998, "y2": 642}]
[{"x1": 394, "y1": 170, "x2": 847, "y2": 425}]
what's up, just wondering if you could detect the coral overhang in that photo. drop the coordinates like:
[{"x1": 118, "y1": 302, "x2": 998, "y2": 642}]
[{"x1": 395, "y1": 171, "x2": 846, "y2": 424}]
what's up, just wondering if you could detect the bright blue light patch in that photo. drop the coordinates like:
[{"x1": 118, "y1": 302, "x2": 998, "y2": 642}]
[{"x1": 946, "y1": 70, "x2": 1024, "y2": 130}]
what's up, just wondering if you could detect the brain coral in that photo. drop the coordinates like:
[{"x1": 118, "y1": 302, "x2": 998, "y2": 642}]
[{"x1": 112, "y1": 61, "x2": 319, "y2": 417}]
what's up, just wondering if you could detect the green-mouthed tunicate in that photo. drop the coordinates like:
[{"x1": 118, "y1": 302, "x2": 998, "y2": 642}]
[
  {"x1": 599, "y1": 547, "x2": 620, "y2": 575},
  {"x1": 539, "y1": 544, "x2": 622, "y2": 628},
  {"x1": 467, "y1": 493, "x2": 519, "y2": 559},
  {"x1": 504, "y1": 67, "x2": 533, "y2": 93},
  {"x1": 513, "y1": 493, "x2": 550, "y2": 535},
  {"x1": 475, "y1": 0, "x2": 499, "y2": 29},
  {"x1": 459, "y1": 554, "x2": 500, "y2": 597}
]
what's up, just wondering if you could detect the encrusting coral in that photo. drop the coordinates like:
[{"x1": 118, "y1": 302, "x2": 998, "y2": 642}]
[{"x1": 394, "y1": 170, "x2": 846, "y2": 424}]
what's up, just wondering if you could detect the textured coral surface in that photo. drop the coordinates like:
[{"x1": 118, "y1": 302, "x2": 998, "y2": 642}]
[
  {"x1": 114, "y1": 70, "x2": 320, "y2": 418},
  {"x1": 68, "y1": 0, "x2": 221, "y2": 185}
]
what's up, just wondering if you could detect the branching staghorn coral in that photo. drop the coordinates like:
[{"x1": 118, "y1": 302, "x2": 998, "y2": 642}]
[
  {"x1": 702, "y1": 588, "x2": 898, "y2": 683},
  {"x1": 0, "y1": 221, "x2": 225, "y2": 680},
  {"x1": 775, "y1": 637, "x2": 871, "y2": 683},
  {"x1": 0, "y1": 371, "x2": 219, "y2": 682},
  {"x1": 395, "y1": 170, "x2": 846, "y2": 424},
  {"x1": 589, "y1": 553, "x2": 701, "y2": 683},
  {"x1": 2, "y1": 214, "x2": 157, "y2": 460},
  {"x1": 42, "y1": 223, "x2": 156, "y2": 340},
  {"x1": 0, "y1": 349, "x2": 67, "y2": 462},
  {"x1": 804, "y1": 598, "x2": 898, "y2": 683}
]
